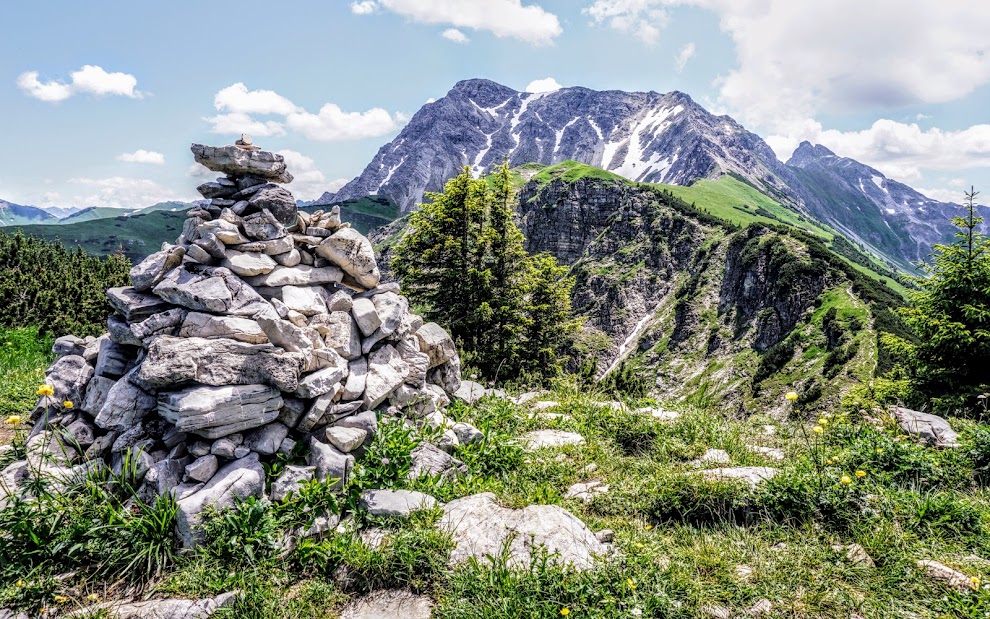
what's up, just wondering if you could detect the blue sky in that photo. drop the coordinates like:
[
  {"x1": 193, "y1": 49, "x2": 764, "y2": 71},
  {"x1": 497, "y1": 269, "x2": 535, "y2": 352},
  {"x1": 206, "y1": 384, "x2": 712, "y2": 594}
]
[{"x1": 2, "y1": 0, "x2": 988, "y2": 208}]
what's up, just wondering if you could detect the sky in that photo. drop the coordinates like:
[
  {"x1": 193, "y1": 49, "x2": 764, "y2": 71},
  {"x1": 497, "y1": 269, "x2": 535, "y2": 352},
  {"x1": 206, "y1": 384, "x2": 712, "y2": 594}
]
[{"x1": 2, "y1": 0, "x2": 989, "y2": 209}]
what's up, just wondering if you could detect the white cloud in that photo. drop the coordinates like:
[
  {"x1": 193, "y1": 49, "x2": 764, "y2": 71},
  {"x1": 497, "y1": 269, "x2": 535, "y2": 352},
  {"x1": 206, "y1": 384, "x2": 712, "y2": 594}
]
[
  {"x1": 206, "y1": 83, "x2": 403, "y2": 142},
  {"x1": 326, "y1": 178, "x2": 350, "y2": 193},
  {"x1": 205, "y1": 112, "x2": 286, "y2": 137},
  {"x1": 17, "y1": 65, "x2": 142, "y2": 102},
  {"x1": 214, "y1": 82, "x2": 300, "y2": 116},
  {"x1": 286, "y1": 104, "x2": 400, "y2": 141},
  {"x1": 117, "y1": 150, "x2": 165, "y2": 165},
  {"x1": 584, "y1": 0, "x2": 669, "y2": 44},
  {"x1": 363, "y1": 0, "x2": 562, "y2": 46},
  {"x1": 351, "y1": 0, "x2": 378, "y2": 14},
  {"x1": 525, "y1": 77, "x2": 563, "y2": 93},
  {"x1": 277, "y1": 150, "x2": 331, "y2": 201},
  {"x1": 442, "y1": 28, "x2": 470, "y2": 43},
  {"x1": 914, "y1": 185, "x2": 969, "y2": 204},
  {"x1": 674, "y1": 42, "x2": 695, "y2": 71},
  {"x1": 188, "y1": 163, "x2": 215, "y2": 178},
  {"x1": 68, "y1": 177, "x2": 180, "y2": 208}
]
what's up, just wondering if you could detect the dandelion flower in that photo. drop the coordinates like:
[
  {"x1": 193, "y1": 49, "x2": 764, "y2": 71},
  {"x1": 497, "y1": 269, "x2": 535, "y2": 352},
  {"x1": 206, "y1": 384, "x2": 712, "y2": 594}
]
[
  {"x1": 63, "y1": 400, "x2": 74, "y2": 409},
  {"x1": 37, "y1": 384, "x2": 54, "y2": 397},
  {"x1": 54, "y1": 595, "x2": 68, "y2": 604},
  {"x1": 560, "y1": 608, "x2": 570, "y2": 616},
  {"x1": 15, "y1": 579, "x2": 23, "y2": 587},
  {"x1": 876, "y1": 448, "x2": 884, "y2": 454},
  {"x1": 813, "y1": 425, "x2": 824, "y2": 434},
  {"x1": 626, "y1": 578, "x2": 637, "y2": 590},
  {"x1": 6, "y1": 415, "x2": 21, "y2": 425},
  {"x1": 645, "y1": 524, "x2": 652, "y2": 530},
  {"x1": 825, "y1": 458, "x2": 833, "y2": 465},
  {"x1": 969, "y1": 576, "x2": 980, "y2": 589},
  {"x1": 818, "y1": 418, "x2": 829, "y2": 426},
  {"x1": 855, "y1": 470, "x2": 867, "y2": 478},
  {"x1": 840, "y1": 475, "x2": 852, "y2": 485},
  {"x1": 785, "y1": 391, "x2": 799, "y2": 402}
]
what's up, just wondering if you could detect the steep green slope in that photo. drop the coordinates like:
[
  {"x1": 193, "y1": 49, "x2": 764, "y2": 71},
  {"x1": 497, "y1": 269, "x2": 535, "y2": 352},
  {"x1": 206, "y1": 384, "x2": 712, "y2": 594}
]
[{"x1": 517, "y1": 167, "x2": 911, "y2": 411}]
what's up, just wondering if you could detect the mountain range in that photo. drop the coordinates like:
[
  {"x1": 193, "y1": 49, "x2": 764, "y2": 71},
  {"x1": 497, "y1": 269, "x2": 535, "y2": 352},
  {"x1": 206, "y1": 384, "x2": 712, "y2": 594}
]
[{"x1": 332, "y1": 78, "x2": 968, "y2": 271}]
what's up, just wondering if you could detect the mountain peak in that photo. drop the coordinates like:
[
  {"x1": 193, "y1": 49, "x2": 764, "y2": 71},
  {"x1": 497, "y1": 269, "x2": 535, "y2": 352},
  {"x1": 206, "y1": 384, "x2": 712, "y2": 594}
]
[
  {"x1": 332, "y1": 80, "x2": 798, "y2": 212},
  {"x1": 447, "y1": 78, "x2": 519, "y2": 103},
  {"x1": 786, "y1": 141, "x2": 837, "y2": 167}
]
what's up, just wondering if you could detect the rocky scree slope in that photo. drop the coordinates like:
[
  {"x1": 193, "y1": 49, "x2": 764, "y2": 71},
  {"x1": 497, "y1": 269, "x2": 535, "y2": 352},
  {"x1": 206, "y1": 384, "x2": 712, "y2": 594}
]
[
  {"x1": 518, "y1": 172, "x2": 904, "y2": 413},
  {"x1": 0, "y1": 142, "x2": 467, "y2": 548}
]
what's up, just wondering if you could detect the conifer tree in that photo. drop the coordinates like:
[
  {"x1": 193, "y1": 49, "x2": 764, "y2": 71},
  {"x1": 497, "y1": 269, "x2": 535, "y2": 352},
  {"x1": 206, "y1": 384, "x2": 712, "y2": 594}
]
[
  {"x1": 391, "y1": 164, "x2": 575, "y2": 381},
  {"x1": 886, "y1": 187, "x2": 990, "y2": 404}
]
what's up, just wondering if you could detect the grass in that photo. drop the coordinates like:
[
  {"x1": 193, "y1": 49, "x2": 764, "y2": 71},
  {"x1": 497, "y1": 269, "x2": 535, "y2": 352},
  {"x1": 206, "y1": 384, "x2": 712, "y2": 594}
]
[
  {"x1": 0, "y1": 326, "x2": 51, "y2": 439},
  {"x1": 530, "y1": 160, "x2": 632, "y2": 190},
  {"x1": 658, "y1": 176, "x2": 909, "y2": 296},
  {"x1": 3, "y1": 333, "x2": 990, "y2": 617}
]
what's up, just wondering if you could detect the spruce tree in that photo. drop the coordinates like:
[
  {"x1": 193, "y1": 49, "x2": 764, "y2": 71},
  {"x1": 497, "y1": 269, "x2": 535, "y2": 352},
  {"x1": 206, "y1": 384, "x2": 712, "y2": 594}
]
[
  {"x1": 888, "y1": 187, "x2": 990, "y2": 404},
  {"x1": 391, "y1": 164, "x2": 575, "y2": 382}
]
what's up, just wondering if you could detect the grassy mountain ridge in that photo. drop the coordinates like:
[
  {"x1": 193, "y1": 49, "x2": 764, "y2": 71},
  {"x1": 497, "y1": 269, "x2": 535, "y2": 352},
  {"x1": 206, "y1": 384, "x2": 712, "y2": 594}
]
[{"x1": 515, "y1": 161, "x2": 911, "y2": 412}]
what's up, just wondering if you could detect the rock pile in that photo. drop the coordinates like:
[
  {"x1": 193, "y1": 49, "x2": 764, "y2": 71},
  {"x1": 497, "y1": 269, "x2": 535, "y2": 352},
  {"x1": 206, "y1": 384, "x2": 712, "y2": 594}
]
[{"x1": 3, "y1": 140, "x2": 463, "y2": 547}]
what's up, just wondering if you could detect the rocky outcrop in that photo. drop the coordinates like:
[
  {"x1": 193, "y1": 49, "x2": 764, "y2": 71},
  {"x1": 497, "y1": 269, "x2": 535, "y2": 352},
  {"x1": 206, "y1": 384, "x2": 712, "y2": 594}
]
[{"x1": 10, "y1": 140, "x2": 463, "y2": 549}]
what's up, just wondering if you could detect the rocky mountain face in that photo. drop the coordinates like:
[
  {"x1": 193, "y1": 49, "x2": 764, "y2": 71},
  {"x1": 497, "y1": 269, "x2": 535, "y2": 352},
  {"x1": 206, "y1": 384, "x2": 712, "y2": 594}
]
[
  {"x1": 786, "y1": 142, "x2": 966, "y2": 268},
  {"x1": 334, "y1": 79, "x2": 967, "y2": 271},
  {"x1": 517, "y1": 173, "x2": 899, "y2": 412},
  {"x1": 332, "y1": 79, "x2": 800, "y2": 213}
]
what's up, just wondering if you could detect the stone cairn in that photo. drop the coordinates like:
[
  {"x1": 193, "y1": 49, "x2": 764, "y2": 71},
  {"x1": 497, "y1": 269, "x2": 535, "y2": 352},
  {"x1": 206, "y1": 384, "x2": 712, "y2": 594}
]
[{"x1": 5, "y1": 139, "x2": 463, "y2": 547}]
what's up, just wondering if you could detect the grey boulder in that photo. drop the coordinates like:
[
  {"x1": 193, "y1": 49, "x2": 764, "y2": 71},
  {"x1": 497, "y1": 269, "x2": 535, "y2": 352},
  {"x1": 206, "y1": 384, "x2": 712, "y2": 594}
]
[{"x1": 176, "y1": 453, "x2": 265, "y2": 547}]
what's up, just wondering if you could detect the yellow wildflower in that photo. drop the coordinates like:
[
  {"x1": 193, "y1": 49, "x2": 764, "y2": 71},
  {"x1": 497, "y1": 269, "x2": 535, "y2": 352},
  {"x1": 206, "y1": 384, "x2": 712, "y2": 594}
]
[
  {"x1": 813, "y1": 425, "x2": 824, "y2": 434},
  {"x1": 855, "y1": 470, "x2": 867, "y2": 478},
  {"x1": 626, "y1": 578, "x2": 637, "y2": 590},
  {"x1": 6, "y1": 415, "x2": 21, "y2": 425},
  {"x1": 5, "y1": 341, "x2": 11, "y2": 346},
  {"x1": 86, "y1": 593, "x2": 99, "y2": 602},
  {"x1": 840, "y1": 475, "x2": 852, "y2": 485},
  {"x1": 876, "y1": 448, "x2": 884, "y2": 454},
  {"x1": 37, "y1": 384, "x2": 54, "y2": 397},
  {"x1": 825, "y1": 458, "x2": 833, "y2": 465},
  {"x1": 15, "y1": 579, "x2": 23, "y2": 587},
  {"x1": 785, "y1": 391, "x2": 799, "y2": 402},
  {"x1": 560, "y1": 609, "x2": 570, "y2": 616},
  {"x1": 644, "y1": 524, "x2": 652, "y2": 530},
  {"x1": 54, "y1": 595, "x2": 68, "y2": 604},
  {"x1": 818, "y1": 418, "x2": 829, "y2": 426},
  {"x1": 970, "y1": 577, "x2": 981, "y2": 590},
  {"x1": 63, "y1": 400, "x2": 74, "y2": 409}
]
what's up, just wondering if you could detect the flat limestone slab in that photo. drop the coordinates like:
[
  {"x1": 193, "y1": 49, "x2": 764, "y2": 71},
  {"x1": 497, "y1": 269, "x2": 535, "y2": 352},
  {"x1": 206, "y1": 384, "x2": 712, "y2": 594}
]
[
  {"x1": 339, "y1": 589, "x2": 432, "y2": 619},
  {"x1": 520, "y1": 429, "x2": 586, "y2": 451}
]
